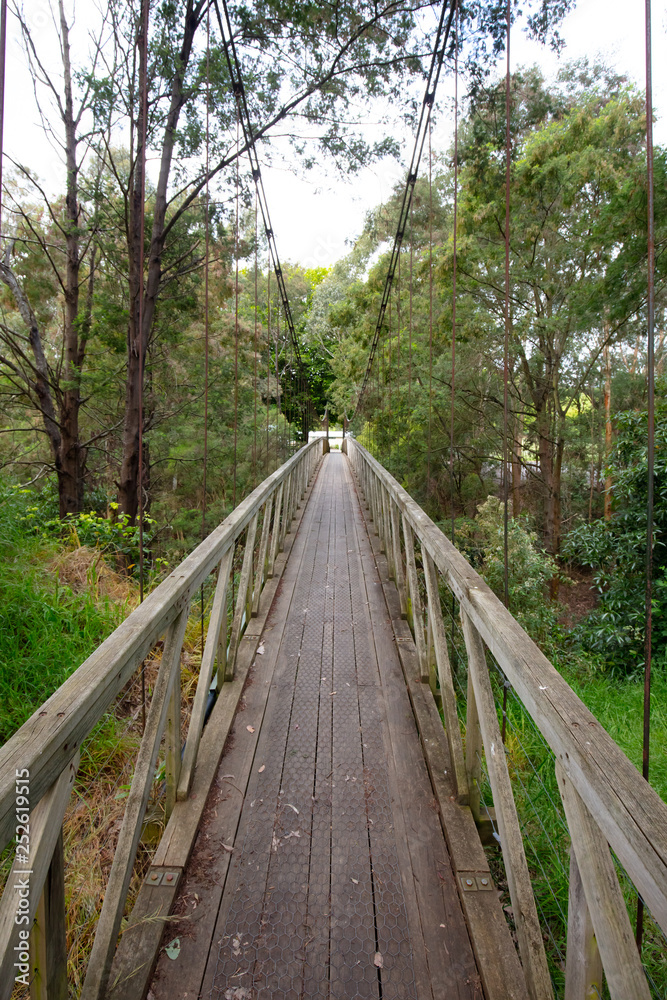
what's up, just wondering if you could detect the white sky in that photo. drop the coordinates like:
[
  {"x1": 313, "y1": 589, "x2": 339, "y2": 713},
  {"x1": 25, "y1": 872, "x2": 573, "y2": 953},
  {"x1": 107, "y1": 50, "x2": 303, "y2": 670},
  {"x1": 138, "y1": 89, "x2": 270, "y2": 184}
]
[{"x1": 4, "y1": 0, "x2": 666, "y2": 268}]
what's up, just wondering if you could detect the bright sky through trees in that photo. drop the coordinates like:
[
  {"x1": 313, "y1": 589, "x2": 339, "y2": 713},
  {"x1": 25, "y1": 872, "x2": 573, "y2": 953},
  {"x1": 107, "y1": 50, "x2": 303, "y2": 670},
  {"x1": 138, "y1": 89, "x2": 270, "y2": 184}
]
[{"x1": 5, "y1": 0, "x2": 666, "y2": 266}]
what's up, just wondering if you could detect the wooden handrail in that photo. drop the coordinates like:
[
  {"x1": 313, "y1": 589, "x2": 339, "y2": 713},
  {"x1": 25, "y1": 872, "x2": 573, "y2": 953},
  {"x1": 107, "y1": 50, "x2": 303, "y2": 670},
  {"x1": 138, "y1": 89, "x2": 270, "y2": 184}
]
[
  {"x1": 0, "y1": 439, "x2": 322, "y2": 850},
  {"x1": 0, "y1": 438, "x2": 323, "y2": 1000},
  {"x1": 347, "y1": 438, "x2": 667, "y2": 1000}
]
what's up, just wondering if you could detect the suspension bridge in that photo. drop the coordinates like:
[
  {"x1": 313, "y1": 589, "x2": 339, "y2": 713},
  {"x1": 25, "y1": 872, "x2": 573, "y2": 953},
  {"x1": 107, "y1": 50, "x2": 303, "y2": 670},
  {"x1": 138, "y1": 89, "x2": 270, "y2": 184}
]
[
  {"x1": 0, "y1": 440, "x2": 666, "y2": 1000},
  {"x1": 0, "y1": 0, "x2": 664, "y2": 994}
]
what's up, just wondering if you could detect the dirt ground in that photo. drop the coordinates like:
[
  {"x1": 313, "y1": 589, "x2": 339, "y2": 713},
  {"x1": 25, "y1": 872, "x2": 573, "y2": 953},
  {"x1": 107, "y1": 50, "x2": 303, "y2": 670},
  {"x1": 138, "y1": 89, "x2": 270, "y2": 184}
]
[{"x1": 559, "y1": 568, "x2": 598, "y2": 627}]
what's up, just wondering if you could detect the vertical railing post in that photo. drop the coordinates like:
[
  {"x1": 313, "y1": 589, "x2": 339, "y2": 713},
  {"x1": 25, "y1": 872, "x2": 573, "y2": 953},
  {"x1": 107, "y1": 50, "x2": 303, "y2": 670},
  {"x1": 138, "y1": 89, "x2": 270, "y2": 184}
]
[
  {"x1": 564, "y1": 847, "x2": 603, "y2": 1000},
  {"x1": 165, "y1": 661, "x2": 181, "y2": 820},
  {"x1": 556, "y1": 763, "x2": 651, "y2": 1000},
  {"x1": 30, "y1": 831, "x2": 67, "y2": 1000},
  {"x1": 252, "y1": 496, "x2": 273, "y2": 616},
  {"x1": 389, "y1": 501, "x2": 406, "y2": 613},
  {"x1": 462, "y1": 610, "x2": 553, "y2": 1000},
  {"x1": 465, "y1": 661, "x2": 482, "y2": 823},
  {"x1": 381, "y1": 487, "x2": 393, "y2": 573},
  {"x1": 268, "y1": 482, "x2": 283, "y2": 578},
  {"x1": 226, "y1": 513, "x2": 259, "y2": 681},
  {"x1": 402, "y1": 519, "x2": 428, "y2": 681},
  {"x1": 422, "y1": 548, "x2": 468, "y2": 802}
]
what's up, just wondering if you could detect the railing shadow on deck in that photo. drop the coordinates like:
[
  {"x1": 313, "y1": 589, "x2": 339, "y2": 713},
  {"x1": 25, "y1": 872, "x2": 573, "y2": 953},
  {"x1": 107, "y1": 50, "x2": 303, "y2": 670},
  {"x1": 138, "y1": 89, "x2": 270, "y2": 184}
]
[
  {"x1": 0, "y1": 438, "x2": 325, "y2": 1000},
  {"x1": 345, "y1": 437, "x2": 667, "y2": 1000}
]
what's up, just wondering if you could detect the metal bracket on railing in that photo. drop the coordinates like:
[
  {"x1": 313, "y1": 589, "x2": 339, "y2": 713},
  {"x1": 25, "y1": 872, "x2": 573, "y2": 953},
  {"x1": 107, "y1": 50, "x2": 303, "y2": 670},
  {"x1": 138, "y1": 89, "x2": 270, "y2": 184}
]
[
  {"x1": 459, "y1": 873, "x2": 494, "y2": 892},
  {"x1": 144, "y1": 867, "x2": 180, "y2": 888}
]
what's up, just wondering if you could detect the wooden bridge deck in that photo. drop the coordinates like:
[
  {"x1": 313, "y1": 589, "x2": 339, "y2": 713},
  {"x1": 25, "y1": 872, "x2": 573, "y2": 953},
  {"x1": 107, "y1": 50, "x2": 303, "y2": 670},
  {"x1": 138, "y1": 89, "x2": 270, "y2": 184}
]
[{"x1": 149, "y1": 453, "x2": 483, "y2": 1000}]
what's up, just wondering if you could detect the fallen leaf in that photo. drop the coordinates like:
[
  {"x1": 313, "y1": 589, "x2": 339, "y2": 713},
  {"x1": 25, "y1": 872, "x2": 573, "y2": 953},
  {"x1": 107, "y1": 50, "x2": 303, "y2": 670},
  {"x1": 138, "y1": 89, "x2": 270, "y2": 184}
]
[
  {"x1": 287, "y1": 803, "x2": 299, "y2": 814},
  {"x1": 232, "y1": 936, "x2": 242, "y2": 957},
  {"x1": 222, "y1": 843, "x2": 234, "y2": 853},
  {"x1": 330, "y1": 691, "x2": 337, "y2": 696},
  {"x1": 164, "y1": 938, "x2": 181, "y2": 960},
  {"x1": 246, "y1": 725, "x2": 255, "y2": 733},
  {"x1": 351, "y1": 877, "x2": 359, "y2": 884},
  {"x1": 272, "y1": 833, "x2": 281, "y2": 852},
  {"x1": 284, "y1": 830, "x2": 301, "y2": 839},
  {"x1": 374, "y1": 952, "x2": 384, "y2": 969},
  {"x1": 258, "y1": 765, "x2": 265, "y2": 773},
  {"x1": 257, "y1": 643, "x2": 265, "y2": 654}
]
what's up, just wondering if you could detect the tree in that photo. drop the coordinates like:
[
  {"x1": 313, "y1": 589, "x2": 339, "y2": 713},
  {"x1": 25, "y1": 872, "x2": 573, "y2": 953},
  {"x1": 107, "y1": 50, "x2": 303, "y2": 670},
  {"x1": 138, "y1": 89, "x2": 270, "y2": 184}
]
[
  {"x1": 444, "y1": 64, "x2": 650, "y2": 566},
  {"x1": 0, "y1": 1, "x2": 107, "y2": 514}
]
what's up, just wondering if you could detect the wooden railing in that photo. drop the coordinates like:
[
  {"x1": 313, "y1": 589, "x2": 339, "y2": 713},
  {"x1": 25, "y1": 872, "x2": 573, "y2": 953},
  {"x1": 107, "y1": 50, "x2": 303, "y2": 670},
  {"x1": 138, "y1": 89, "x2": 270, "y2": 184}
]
[
  {"x1": 0, "y1": 438, "x2": 324, "y2": 1000},
  {"x1": 346, "y1": 437, "x2": 667, "y2": 1000}
]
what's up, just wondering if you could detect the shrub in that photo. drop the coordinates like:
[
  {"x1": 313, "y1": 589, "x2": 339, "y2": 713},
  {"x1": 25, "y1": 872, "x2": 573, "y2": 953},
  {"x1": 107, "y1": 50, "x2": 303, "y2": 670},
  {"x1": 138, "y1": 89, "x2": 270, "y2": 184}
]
[
  {"x1": 562, "y1": 402, "x2": 667, "y2": 675},
  {"x1": 456, "y1": 496, "x2": 561, "y2": 649}
]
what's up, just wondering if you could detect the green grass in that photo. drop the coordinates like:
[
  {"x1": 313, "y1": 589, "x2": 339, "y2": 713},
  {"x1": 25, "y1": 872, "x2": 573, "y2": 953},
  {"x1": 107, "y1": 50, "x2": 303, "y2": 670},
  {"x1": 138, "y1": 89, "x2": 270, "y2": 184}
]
[
  {"x1": 561, "y1": 659, "x2": 667, "y2": 803},
  {"x1": 0, "y1": 490, "x2": 125, "y2": 745}
]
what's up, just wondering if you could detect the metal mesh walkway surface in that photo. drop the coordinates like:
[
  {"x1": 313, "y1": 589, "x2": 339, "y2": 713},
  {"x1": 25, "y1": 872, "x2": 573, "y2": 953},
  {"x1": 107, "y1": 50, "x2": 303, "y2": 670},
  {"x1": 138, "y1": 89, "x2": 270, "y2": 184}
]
[{"x1": 149, "y1": 453, "x2": 482, "y2": 1000}]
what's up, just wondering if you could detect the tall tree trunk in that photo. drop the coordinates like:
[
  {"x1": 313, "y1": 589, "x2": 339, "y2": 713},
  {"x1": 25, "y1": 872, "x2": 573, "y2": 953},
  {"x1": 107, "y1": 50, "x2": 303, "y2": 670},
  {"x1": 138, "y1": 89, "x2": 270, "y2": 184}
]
[
  {"x1": 58, "y1": 0, "x2": 84, "y2": 517},
  {"x1": 118, "y1": 2, "x2": 199, "y2": 520},
  {"x1": 512, "y1": 411, "x2": 522, "y2": 518},
  {"x1": 537, "y1": 408, "x2": 564, "y2": 598},
  {"x1": 603, "y1": 340, "x2": 612, "y2": 521}
]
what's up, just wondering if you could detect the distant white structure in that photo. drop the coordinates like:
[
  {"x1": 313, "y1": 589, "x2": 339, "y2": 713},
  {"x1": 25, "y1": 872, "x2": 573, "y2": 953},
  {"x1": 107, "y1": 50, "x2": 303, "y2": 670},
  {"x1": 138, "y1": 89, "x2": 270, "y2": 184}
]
[{"x1": 308, "y1": 429, "x2": 345, "y2": 451}]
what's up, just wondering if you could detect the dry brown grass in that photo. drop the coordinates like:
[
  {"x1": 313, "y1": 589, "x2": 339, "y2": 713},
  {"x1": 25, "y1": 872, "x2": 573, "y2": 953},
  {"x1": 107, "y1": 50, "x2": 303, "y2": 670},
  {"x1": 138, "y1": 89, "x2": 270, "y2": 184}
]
[
  {"x1": 3, "y1": 568, "x2": 215, "y2": 997},
  {"x1": 49, "y1": 546, "x2": 138, "y2": 606}
]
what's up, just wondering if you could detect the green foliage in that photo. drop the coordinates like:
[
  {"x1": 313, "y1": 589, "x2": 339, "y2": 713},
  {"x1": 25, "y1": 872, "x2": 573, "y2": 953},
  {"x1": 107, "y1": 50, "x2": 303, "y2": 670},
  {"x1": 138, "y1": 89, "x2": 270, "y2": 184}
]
[
  {"x1": 0, "y1": 487, "x2": 125, "y2": 744},
  {"x1": 16, "y1": 483, "x2": 158, "y2": 577},
  {"x1": 563, "y1": 402, "x2": 667, "y2": 674},
  {"x1": 456, "y1": 497, "x2": 561, "y2": 648}
]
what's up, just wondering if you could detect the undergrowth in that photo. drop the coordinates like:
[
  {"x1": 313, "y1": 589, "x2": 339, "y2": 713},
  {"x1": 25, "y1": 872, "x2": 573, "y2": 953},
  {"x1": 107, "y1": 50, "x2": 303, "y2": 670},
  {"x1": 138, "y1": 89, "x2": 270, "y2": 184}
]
[{"x1": 0, "y1": 487, "x2": 133, "y2": 744}]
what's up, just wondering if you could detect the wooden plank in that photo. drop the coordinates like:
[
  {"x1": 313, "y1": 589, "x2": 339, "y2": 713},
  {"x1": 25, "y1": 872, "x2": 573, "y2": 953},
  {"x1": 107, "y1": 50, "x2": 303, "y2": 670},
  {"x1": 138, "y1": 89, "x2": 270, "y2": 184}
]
[
  {"x1": 390, "y1": 501, "x2": 408, "y2": 615},
  {"x1": 403, "y1": 519, "x2": 428, "y2": 682},
  {"x1": 106, "y1": 873, "x2": 182, "y2": 1000},
  {"x1": 564, "y1": 848, "x2": 603, "y2": 1000},
  {"x1": 462, "y1": 611, "x2": 553, "y2": 1000},
  {"x1": 165, "y1": 660, "x2": 181, "y2": 821},
  {"x1": 0, "y1": 754, "x2": 79, "y2": 1000},
  {"x1": 111, "y1": 461, "x2": 323, "y2": 1000},
  {"x1": 178, "y1": 546, "x2": 234, "y2": 801},
  {"x1": 465, "y1": 669, "x2": 482, "y2": 824},
  {"x1": 82, "y1": 608, "x2": 190, "y2": 1000},
  {"x1": 267, "y1": 481, "x2": 283, "y2": 577},
  {"x1": 556, "y1": 764, "x2": 650, "y2": 1000},
  {"x1": 345, "y1": 463, "x2": 480, "y2": 1000},
  {"x1": 0, "y1": 441, "x2": 323, "y2": 852},
  {"x1": 422, "y1": 547, "x2": 467, "y2": 802},
  {"x1": 329, "y1": 462, "x2": 380, "y2": 1000},
  {"x1": 30, "y1": 829, "x2": 67, "y2": 1000},
  {"x1": 252, "y1": 495, "x2": 273, "y2": 615},
  {"x1": 351, "y1": 460, "x2": 533, "y2": 1000},
  {"x1": 201, "y1": 457, "x2": 335, "y2": 999},
  {"x1": 347, "y1": 440, "x2": 667, "y2": 937},
  {"x1": 226, "y1": 513, "x2": 259, "y2": 681}
]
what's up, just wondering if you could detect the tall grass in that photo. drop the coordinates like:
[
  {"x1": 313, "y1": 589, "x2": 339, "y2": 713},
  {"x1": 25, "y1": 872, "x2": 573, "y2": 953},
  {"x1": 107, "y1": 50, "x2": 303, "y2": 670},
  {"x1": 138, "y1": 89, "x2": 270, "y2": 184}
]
[{"x1": 0, "y1": 488, "x2": 128, "y2": 744}]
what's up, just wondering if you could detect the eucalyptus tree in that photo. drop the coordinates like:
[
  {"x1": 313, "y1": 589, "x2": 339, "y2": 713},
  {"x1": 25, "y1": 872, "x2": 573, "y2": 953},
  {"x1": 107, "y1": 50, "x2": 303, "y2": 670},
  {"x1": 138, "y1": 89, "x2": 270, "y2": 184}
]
[
  {"x1": 0, "y1": 1, "x2": 108, "y2": 515},
  {"x1": 87, "y1": 0, "x2": 578, "y2": 521},
  {"x1": 443, "y1": 64, "x2": 651, "y2": 566}
]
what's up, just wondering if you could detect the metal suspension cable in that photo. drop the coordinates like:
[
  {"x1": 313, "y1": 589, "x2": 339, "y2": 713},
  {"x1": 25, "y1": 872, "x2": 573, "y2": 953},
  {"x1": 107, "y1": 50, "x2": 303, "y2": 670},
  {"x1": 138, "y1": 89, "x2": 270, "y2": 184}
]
[
  {"x1": 214, "y1": 0, "x2": 314, "y2": 438},
  {"x1": 502, "y1": 0, "x2": 511, "y2": 614},
  {"x1": 638, "y1": 0, "x2": 655, "y2": 953},
  {"x1": 450, "y1": 0, "x2": 458, "y2": 546},
  {"x1": 351, "y1": 0, "x2": 457, "y2": 421},
  {"x1": 233, "y1": 108, "x2": 240, "y2": 507},
  {"x1": 201, "y1": 6, "x2": 211, "y2": 650},
  {"x1": 501, "y1": 0, "x2": 511, "y2": 743},
  {"x1": 137, "y1": 0, "x2": 149, "y2": 734},
  {"x1": 0, "y1": 0, "x2": 6, "y2": 235},
  {"x1": 428, "y1": 122, "x2": 434, "y2": 489}
]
